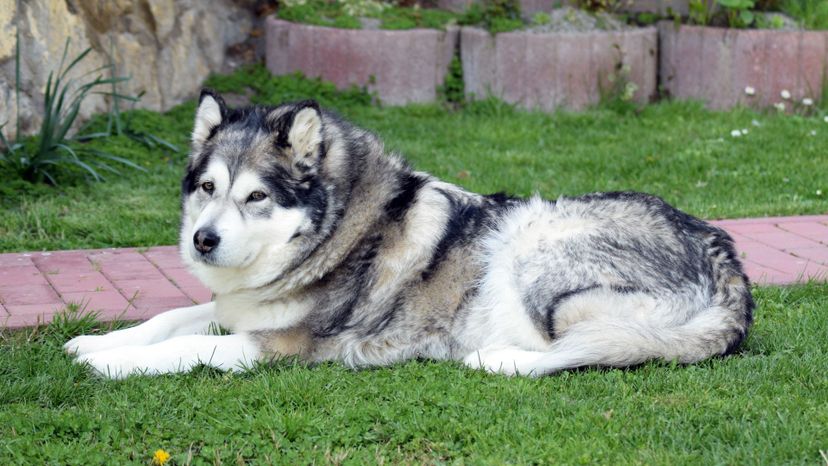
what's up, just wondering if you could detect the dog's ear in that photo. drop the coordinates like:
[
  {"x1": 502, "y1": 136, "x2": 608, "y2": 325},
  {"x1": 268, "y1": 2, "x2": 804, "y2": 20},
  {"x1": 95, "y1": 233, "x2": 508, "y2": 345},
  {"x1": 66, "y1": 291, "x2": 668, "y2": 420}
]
[
  {"x1": 269, "y1": 100, "x2": 323, "y2": 173},
  {"x1": 192, "y1": 89, "x2": 227, "y2": 151}
]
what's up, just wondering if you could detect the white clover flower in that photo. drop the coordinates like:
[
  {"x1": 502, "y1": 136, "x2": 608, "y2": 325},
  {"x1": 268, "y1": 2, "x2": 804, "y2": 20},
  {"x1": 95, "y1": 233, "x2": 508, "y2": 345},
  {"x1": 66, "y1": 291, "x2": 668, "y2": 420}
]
[
  {"x1": 730, "y1": 129, "x2": 742, "y2": 137},
  {"x1": 741, "y1": 128, "x2": 749, "y2": 135},
  {"x1": 802, "y1": 98, "x2": 814, "y2": 106},
  {"x1": 817, "y1": 189, "x2": 823, "y2": 196},
  {"x1": 751, "y1": 119, "x2": 761, "y2": 127},
  {"x1": 774, "y1": 102, "x2": 786, "y2": 112},
  {"x1": 824, "y1": 116, "x2": 828, "y2": 123},
  {"x1": 744, "y1": 86, "x2": 756, "y2": 96},
  {"x1": 781, "y1": 89, "x2": 791, "y2": 100},
  {"x1": 809, "y1": 130, "x2": 817, "y2": 136}
]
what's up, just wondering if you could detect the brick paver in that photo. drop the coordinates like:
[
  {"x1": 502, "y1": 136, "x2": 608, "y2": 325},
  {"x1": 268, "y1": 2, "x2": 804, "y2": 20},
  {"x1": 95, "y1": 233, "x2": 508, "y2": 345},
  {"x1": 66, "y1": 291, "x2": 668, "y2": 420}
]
[
  {"x1": 0, "y1": 246, "x2": 210, "y2": 329},
  {"x1": 0, "y1": 215, "x2": 826, "y2": 329}
]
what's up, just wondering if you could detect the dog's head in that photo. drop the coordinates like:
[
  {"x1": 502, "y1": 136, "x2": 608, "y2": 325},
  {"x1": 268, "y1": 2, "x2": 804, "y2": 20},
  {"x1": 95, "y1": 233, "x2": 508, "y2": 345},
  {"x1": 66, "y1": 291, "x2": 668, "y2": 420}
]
[{"x1": 180, "y1": 90, "x2": 333, "y2": 293}]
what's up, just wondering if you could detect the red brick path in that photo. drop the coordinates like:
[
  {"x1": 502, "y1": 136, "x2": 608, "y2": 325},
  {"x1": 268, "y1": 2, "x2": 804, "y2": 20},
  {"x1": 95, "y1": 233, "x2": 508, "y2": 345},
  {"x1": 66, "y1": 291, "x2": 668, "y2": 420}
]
[
  {"x1": 1, "y1": 215, "x2": 827, "y2": 329},
  {"x1": 0, "y1": 247, "x2": 210, "y2": 329}
]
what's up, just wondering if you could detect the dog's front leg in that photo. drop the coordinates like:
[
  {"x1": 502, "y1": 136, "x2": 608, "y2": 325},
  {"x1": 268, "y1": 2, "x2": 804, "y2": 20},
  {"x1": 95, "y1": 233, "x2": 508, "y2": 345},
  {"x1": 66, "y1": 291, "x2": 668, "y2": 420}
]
[
  {"x1": 65, "y1": 302, "x2": 218, "y2": 356},
  {"x1": 77, "y1": 333, "x2": 261, "y2": 379}
]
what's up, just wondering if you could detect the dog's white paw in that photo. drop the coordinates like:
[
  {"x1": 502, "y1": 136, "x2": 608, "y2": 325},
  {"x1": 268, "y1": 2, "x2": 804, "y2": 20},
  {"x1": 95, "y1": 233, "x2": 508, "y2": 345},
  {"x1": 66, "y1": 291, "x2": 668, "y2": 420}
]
[
  {"x1": 463, "y1": 346, "x2": 542, "y2": 377},
  {"x1": 76, "y1": 348, "x2": 149, "y2": 379},
  {"x1": 64, "y1": 334, "x2": 126, "y2": 356}
]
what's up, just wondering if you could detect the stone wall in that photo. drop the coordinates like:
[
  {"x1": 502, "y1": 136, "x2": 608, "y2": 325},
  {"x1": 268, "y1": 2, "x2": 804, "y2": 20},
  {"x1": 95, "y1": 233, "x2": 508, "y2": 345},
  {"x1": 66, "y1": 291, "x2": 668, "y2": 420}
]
[{"x1": 0, "y1": 0, "x2": 255, "y2": 140}]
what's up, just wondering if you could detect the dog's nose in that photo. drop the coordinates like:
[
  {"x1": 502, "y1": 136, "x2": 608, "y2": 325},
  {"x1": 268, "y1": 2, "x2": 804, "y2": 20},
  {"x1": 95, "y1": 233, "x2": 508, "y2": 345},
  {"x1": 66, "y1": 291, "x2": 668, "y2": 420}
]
[{"x1": 193, "y1": 228, "x2": 220, "y2": 254}]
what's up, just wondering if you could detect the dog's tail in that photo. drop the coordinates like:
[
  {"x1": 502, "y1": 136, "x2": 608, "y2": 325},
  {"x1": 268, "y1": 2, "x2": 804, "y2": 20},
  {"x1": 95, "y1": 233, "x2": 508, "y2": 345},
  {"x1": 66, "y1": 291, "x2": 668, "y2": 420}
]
[
  {"x1": 537, "y1": 230, "x2": 754, "y2": 373},
  {"x1": 525, "y1": 308, "x2": 749, "y2": 375},
  {"x1": 469, "y1": 230, "x2": 755, "y2": 376}
]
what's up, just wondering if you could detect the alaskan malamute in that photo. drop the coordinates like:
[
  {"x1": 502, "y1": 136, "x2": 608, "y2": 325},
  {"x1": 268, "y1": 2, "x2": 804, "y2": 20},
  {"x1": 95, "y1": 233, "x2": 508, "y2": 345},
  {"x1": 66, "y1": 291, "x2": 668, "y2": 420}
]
[{"x1": 65, "y1": 91, "x2": 754, "y2": 378}]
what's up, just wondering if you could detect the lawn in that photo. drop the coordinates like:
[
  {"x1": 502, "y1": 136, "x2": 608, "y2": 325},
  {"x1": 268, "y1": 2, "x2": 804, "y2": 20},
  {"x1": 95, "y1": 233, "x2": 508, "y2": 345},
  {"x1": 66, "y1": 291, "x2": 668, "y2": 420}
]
[
  {"x1": 0, "y1": 66, "x2": 826, "y2": 253},
  {"x1": 0, "y1": 285, "x2": 826, "y2": 464},
  {"x1": 1, "y1": 67, "x2": 827, "y2": 464}
]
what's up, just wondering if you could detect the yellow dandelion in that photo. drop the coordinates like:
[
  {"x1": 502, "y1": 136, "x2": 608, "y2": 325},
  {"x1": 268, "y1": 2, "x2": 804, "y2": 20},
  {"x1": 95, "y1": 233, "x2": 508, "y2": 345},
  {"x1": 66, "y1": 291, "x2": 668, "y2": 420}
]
[{"x1": 152, "y1": 449, "x2": 171, "y2": 465}]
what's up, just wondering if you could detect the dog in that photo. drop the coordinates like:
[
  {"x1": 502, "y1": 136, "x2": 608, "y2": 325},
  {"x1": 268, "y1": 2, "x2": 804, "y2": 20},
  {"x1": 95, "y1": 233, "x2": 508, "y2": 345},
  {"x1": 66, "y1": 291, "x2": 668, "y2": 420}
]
[{"x1": 64, "y1": 90, "x2": 754, "y2": 379}]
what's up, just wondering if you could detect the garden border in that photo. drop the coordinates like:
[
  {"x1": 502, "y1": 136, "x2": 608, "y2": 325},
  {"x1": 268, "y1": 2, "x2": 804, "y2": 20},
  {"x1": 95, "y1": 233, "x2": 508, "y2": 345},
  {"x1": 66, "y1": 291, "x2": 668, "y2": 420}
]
[
  {"x1": 265, "y1": 17, "x2": 458, "y2": 105},
  {"x1": 658, "y1": 22, "x2": 828, "y2": 110},
  {"x1": 460, "y1": 26, "x2": 657, "y2": 111}
]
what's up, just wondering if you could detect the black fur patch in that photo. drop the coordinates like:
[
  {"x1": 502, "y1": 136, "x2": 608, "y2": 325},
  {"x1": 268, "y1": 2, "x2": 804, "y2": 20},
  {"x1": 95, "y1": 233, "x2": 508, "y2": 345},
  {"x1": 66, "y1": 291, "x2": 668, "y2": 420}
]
[
  {"x1": 420, "y1": 190, "x2": 513, "y2": 280},
  {"x1": 261, "y1": 167, "x2": 328, "y2": 229},
  {"x1": 545, "y1": 285, "x2": 600, "y2": 338},
  {"x1": 271, "y1": 100, "x2": 321, "y2": 149},
  {"x1": 261, "y1": 166, "x2": 300, "y2": 208},
  {"x1": 384, "y1": 172, "x2": 427, "y2": 222},
  {"x1": 181, "y1": 150, "x2": 213, "y2": 196},
  {"x1": 314, "y1": 234, "x2": 383, "y2": 338},
  {"x1": 421, "y1": 192, "x2": 486, "y2": 280},
  {"x1": 362, "y1": 294, "x2": 404, "y2": 336},
  {"x1": 484, "y1": 192, "x2": 519, "y2": 206}
]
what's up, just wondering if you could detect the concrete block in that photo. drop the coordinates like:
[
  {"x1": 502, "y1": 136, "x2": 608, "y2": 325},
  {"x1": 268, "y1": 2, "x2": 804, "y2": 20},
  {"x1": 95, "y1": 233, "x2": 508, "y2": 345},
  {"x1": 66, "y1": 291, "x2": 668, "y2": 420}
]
[
  {"x1": 461, "y1": 26, "x2": 657, "y2": 111},
  {"x1": 659, "y1": 22, "x2": 828, "y2": 110},
  {"x1": 266, "y1": 18, "x2": 459, "y2": 105}
]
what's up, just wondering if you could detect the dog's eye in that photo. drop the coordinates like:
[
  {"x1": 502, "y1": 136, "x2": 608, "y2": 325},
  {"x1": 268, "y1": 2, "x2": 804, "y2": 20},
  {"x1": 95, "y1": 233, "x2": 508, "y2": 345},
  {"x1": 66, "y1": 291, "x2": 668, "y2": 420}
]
[
  {"x1": 248, "y1": 191, "x2": 267, "y2": 202},
  {"x1": 201, "y1": 181, "x2": 214, "y2": 194}
]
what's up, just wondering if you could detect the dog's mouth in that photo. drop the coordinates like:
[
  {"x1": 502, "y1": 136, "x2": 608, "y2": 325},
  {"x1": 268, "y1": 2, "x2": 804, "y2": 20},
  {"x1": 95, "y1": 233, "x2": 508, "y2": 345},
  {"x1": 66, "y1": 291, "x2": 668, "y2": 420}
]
[
  {"x1": 190, "y1": 248, "x2": 257, "y2": 270},
  {"x1": 192, "y1": 251, "x2": 218, "y2": 266}
]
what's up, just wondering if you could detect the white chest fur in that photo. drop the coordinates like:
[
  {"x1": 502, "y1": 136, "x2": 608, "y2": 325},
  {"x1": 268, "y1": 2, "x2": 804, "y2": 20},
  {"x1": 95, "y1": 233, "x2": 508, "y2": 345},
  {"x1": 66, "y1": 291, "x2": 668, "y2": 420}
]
[{"x1": 215, "y1": 292, "x2": 313, "y2": 333}]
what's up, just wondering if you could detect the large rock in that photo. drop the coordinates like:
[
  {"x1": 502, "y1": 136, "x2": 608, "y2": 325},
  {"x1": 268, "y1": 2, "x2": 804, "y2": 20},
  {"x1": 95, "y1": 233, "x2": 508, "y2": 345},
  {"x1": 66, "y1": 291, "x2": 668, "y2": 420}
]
[
  {"x1": 0, "y1": 0, "x2": 16, "y2": 61},
  {"x1": 0, "y1": 0, "x2": 254, "y2": 141}
]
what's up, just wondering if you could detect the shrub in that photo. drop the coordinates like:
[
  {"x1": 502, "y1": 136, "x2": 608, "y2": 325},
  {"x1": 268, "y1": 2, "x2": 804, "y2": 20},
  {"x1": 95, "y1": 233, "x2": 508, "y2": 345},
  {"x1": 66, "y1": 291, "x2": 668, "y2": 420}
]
[{"x1": 0, "y1": 38, "x2": 145, "y2": 184}]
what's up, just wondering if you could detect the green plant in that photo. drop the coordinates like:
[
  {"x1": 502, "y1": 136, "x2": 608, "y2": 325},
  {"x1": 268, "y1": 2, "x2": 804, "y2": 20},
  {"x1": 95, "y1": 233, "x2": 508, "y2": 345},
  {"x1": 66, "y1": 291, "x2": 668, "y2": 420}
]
[
  {"x1": 688, "y1": 0, "x2": 718, "y2": 25},
  {"x1": 719, "y1": 0, "x2": 757, "y2": 27},
  {"x1": 380, "y1": 6, "x2": 458, "y2": 30},
  {"x1": 459, "y1": 0, "x2": 524, "y2": 33},
  {"x1": 276, "y1": 0, "x2": 458, "y2": 30},
  {"x1": 0, "y1": 37, "x2": 145, "y2": 184},
  {"x1": 754, "y1": 12, "x2": 787, "y2": 28},
  {"x1": 598, "y1": 47, "x2": 640, "y2": 114},
  {"x1": 574, "y1": 0, "x2": 631, "y2": 13},
  {"x1": 687, "y1": 0, "x2": 763, "y2": 28},
  {"x1": 530, "y1": 11, "x2": 551, "y2": 26},
  {"x1": 438, "y1": 55, "x2": 465, "y2": 107},
  {"x1": 781, "y1": 0, "x2": 828, "y2": 29}
]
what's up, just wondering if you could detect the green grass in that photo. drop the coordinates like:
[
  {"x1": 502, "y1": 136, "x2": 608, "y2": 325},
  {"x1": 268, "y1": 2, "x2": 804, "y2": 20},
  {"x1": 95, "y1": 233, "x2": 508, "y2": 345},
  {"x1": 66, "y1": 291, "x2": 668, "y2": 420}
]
[
  {"x1": 1, "y1": 68, "x2": 826, "y2": 463},
  {"x1": 1, "y1": 67, "x2": 826, "y2": 253},
  {"x1": 781, "y1": 0, "x2": 828, "y2": 29},
  {"x1": 1, "y1": 284, "x2": 826, "y2": 463}
]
